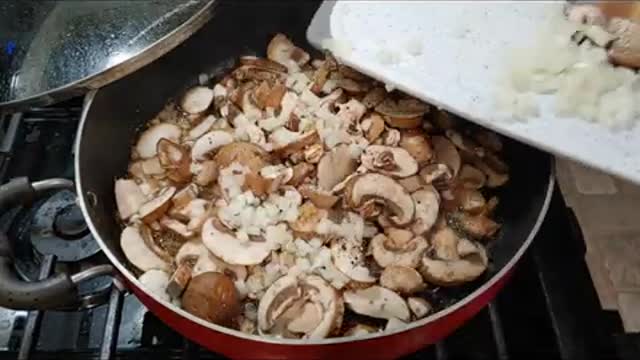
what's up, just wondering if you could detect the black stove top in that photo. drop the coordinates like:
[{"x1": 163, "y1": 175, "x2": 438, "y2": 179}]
[{"x1": 0, "y1": 100, "x2": 637, "y2": 360}]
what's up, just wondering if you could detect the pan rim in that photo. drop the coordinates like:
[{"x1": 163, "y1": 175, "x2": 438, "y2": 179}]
[{"x1": 75, "y1": 89, "x2": 555, "y2": 346}]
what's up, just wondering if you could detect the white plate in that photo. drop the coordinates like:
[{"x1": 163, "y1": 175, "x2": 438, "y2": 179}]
[{"x1": 307, "y1": 1, "x2": 640, "y2": 184}]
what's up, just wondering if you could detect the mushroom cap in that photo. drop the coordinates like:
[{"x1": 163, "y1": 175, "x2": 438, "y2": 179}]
[
  {"x1": 360, "y1": 145, "x2": 418, "y2": 178},
  {"x1": 202, "y1": 218, "x2": 273, "y2": 265},
  {"x1": 257, "y1": 275, "x2": 343, "y2": 339},
  {"x1": 371, "y1": 233, "x2": 428, "y2": 268},
  {"x1": 411, "y1": 186, "x2": 440, "y2": 235},
  {"x1": 114, "y1": 179, "x2": 145, "y2": 220},
  {"x1": 343, "y1": 285, "x2": 410, "y2": 321},
  {"x1": 181, "y1": 86, "x2": 214, "y2": 114},
  {"x1": 330, "y1": 239, "x2": 376, "y2": 283},
  {"x1": 135, "y1": 123, "x2": 181, "y2": 159},
  {"x1": 317, "y1": 144, "x2": 358, "y2": 191},
  {"x1": 120, "y1": 226, "x2": 169, "y2": 272},
  {"x1": 191, "y1": 131, "x2": 234, "y2": 161},
  {"x1": 349, "y1": 173, "x2": 415, "y2": 226},
  {"x1": 182, "y1": 272, "x2": 241, "y2": 326},
  {"x1": 379, "y1": 266, "x2": 425, "y2": 294},
  {"x1": 431, "y1": 136, "x2": 461, "y2": 178}
]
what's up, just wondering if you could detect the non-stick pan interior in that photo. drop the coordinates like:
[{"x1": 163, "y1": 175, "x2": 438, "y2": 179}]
[{"x1": 77, "y1": 0, "x2": 552, "y2": 323}]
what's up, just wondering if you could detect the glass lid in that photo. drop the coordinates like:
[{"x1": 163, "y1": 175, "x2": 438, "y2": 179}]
[{"x1": 0, "y1": 0, "x2": 215, "y2": 109}]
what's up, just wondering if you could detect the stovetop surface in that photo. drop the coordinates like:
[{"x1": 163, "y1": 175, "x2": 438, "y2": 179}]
[{"x1": 0, "y1": 101, "x2": 638, "y2": 359}]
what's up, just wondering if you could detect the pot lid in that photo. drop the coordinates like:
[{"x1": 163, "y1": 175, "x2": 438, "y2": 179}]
[{"x1": 0, "y1": 0, "x2": 215, "y2": 109}]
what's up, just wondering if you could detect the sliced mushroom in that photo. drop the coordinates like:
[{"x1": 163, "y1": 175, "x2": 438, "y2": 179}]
[
  {"x1": 348, "y1": 173, "x2": 415, "y2": 226},
  {"x1": 376, "y1": 97, "x2": 429, "y2": 119},
  {"x1": 139, "y1": 269, "x2": 171, "y2": 302},
  {"x1": 120, "y1": 226, "x2": 169, "y2": 272},
  {"x1": 171, "y1": 184, "x2": 198, "y2": 210},
  {"x1": 289, "y1": 202, "x2": 327, "y2": 236},
  {"x1": 135, "y1": 123, "x2": 181, "y2": 159},
  {"x1": 431, "y1": 136, "x2": 461, "y2": 178},
  {"x1": 181, "y1": 86, "x2": 214, "y2": 114},
  {"x1": 300, "y1": 185, "x2": 339, "y2": 209},
  {"x1": 202, "y1": 218, "x2": 273, "y2": 265},
  {"x1": 458, "y1": 165, "x2": 486, "y2": 190},
  {"x1": 430, "y1": 227, "x2": 460, "y2": 261},
  {"x1": 449, "y1": 211, "x2": 500, "y2": 239},
  {"x1": 140, "y1": 157, "x2": 164, "y2": 175},
  {"x1": 273, "y1": 130, "x2": 320, "y2": 160},
  {"x1": 187, "y1": 115, "x2": 217, "y2": 141},
  {"x1": 362, "y1": 87, "x2": 386, "y2": 109},
  {"x1": 167, "y1": 263, "x2": 192, "y2": 298},
  {"x1": 383, "y1": 115, "x2": 423, "y2": 129},
  {"x1": 344, "y1": 324, "x2": 379, "y2": 337},
  {"x1": 213, "y1": 142, "x2": 271, "y2": 173},
  {"x1": 370, "y1": 233, "x2": 428, "y2": 268},
  {"x1": 407, "y1": 297, "x2": 432, "y2": 318},
  {"x1": 608, "y1": 18, "x2": 640, "y2": 69},
  {"x1": 175, "y1": 239, "x2": 206, "y2": 265},
  {"x1": 445, "y1": 129, "x2": 485, "y2": 158},
  {"x1": 343, "y1": 285, "x2": 410, "y2": 321},
  {"x1": 257, "y1": 275, "x2": 343, "y2": 339},
  {"x1": 420, "y1": 163, "x2": 453, "y2": 189},
  {"x1": 420, "y1": 240, "x2": 488, "y2": 286},
  {"x1": 182, "y1": 272, "x2": 241, "y2": 326},
  {"x1": 411, "y1": 186, "x2": 440, "y2": 235},
  {"x1": 399, "y1": 131, "x2": 433, "y2": 166},
  {"x1": 330, "y1": 239, "x2": 376, "y2": 283},
  {"x1": 473, "y1": 130, "x2": 503, "y2": 153},
  {"x1": 360, "y1": 145, "x2": 418, "y2": 178},
  {"x1": 380, "y1": 266, "x2": 425, "y2": 294},
  {"x1": 191, "y1": 130, "x2": 234, "y2": 161},
  {"x1": 361, "y1": 112, "x2": 385, "y2": 143},
  {"x1": 317, "y1": 144, "x2": 358, "y2": 191},
  {"x1": 287, "y1": 162, "x2": 315, "y2": 187},
  {"x1": 254, "y1": 81, "x2": 287, "y2": 110},
  {"x1": 193, "y1": 160, "x2": 218, "y2": 186},
  {"x1": 157, "y1": 139, "x2": 191, "y2": 183},
  {"x1": 114, "y1": 179, "x2": 145, "y2": 220},
  {"x1": 267, "y1": 34, "x2": 310, "y2": 72},
  {"x1": 450, "y1": 187, "x2": 486, "y2": 213},
  {"x1": 397, "y1": 175, "x2": 424, "y2": 193},
  {"x1": 239, "y1": 55, "x2": 288, "y2": 73},
  {"x1": 138, "y1": 186, "x2": 176, "y2": 224}
]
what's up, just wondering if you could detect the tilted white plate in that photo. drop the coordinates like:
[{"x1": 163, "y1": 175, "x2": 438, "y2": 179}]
[{"x1": 307, "y1": 1, "x2": 640, "y2": 184}]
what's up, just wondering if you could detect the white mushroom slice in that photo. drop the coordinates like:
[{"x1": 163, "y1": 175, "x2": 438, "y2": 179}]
[
  {"x1": 138, "y1": 269, "x2": 171, "y2": 302},
  {"x1": 420, "y1": 163, "x2": 453, "y2": 187},
  {"x1": 431, "y1": 227, "x2": 460, "y2": 261},
  {"x1": 349, "y1": 173, "x2": 414, "y2": 226},
  {"x1": 411, "y1": 187, "x2": 440, "y2": 235},
  {"x1": 138, "y1": 186, "x2": 176, "y2": 224},
  {"x1": 258, "y1": 275, "x2": 342, "y2": 339},
  {"x1": 420, "y1": 240, "x2": 488, "y2": 286},
  {"x1": 135, "y1": 123, "x2": 181, "y2": 159},
  {"x1": 330, "y1": 240, "x2": 376, "y2": 283},
  {"x1": 317, "y1": 144, "x2": 358, "y2": 191},
  {"x1": 380, "y1": 266, "x2": 425, "y2": 295},
  {"x1": 160, "y1": 217, "x2": 194, "y2": 239},
  {"x1": 191, "y1": 131, "x2": 234, "y2": 161},
  {"x1": 181, "y1": 86, "x2": 214, "y2": 114},
  {"x1": 385, "y1": 317, "x2": 407, "y2": 331},
  {"x1": 370, "y1": 233, "x2": 428, "y2": 268},
  {"x1": 202, "y1": 218, "x2": 272, "y2": 265},
  {"x1": 360, "y1": 145, "x2": 418, "y2": 178},
  {"x1": 407, "y1": 297, "x2": 432, "y2": 318},
  {"x1": 431, "y1": 136, "x2": 461, "y2": 178},
  {"x1": 120, "y1": 226, "x2": 169, "y2": 272},
  {"x1": 187, "y1": 115, "x2": 217, "y2": 140},
  {"x1": 114, "y1": 179, "x2": 145, "y2": 220},
  {"x1": 343, "y1": 286, "x2": 410, "y2": 321},
  {"x1": 140, "y1": 157, "x2": 164, "y2": 175},
  {"x1": 176, "y1": 239, "x2": 206, "y2": 265}
]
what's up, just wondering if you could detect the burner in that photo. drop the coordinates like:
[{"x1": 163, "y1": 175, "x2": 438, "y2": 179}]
[{"x1": 31, "y1": 190, "x2": 99, "y2": 262}]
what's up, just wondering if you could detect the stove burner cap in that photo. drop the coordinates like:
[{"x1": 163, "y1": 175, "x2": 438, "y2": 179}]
[
  {"x1": 53, "y1": 204, "x2": 90, "y2": 240},
  {"x1": 31, "y1": 190, "x2": 100, "y2": 262}
]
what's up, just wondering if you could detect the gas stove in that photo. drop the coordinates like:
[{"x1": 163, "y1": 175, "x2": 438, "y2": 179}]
[{"x1": 0, "y1": 101, "x2": 637, "y2": 360}]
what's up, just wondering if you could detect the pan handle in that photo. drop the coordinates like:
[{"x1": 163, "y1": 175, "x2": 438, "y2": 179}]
[{"x1": 0, "y1": 177, "x2": 115, "y2": 310}]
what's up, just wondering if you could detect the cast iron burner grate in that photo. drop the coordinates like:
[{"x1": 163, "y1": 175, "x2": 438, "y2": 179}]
[{"x1": 0, "y1": 101, "x2": 636, "y2": 360}]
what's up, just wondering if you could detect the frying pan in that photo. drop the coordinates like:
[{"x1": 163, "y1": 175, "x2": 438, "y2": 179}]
[{"x1": 0, "y1": 2, "x2": 554, "y2": 359}]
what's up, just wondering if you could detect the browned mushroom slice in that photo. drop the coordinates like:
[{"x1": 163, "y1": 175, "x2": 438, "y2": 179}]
[
  {"x1": 289, "y1": 201, "x2": 327, "y2": 236},
  {"x1": 310, "y1": 63, "x2": 330, "y2": 94},
  {"x1": 445, "y1": 129, "x2": 485, "y2": 158},
  {"x1": 317, "y1": 144, "x2": 358, "y2": 191},
  {"x1": 431, "y1": 110, "x2": 458, "y2": 130},
  {"x1": 362, "y1": 87, "x2": 386, "y2": 109},
  {"x1": 194, "y1": 160, "x2": 218, "y2": 186},
  {"x1": 360, "y1": 145, "x2": 418, "y2": 178},
  {"x1": 397, "y1": 175, "x2": 424, "y2": 193},
  {"x1": 380, "y1": 266, "x2": 426, "y2": 295},
  {"x1": 383, "y1": 115, "x2": 423, "y2": 129},
  {"x1": 334, "y1": 78, "x2": 370, "y2": 94},
  {"x1": 420, "y1": 163, "x2": 453, "y2": 189},
  {"x1": 411, "y1": 186, "x2": 440, "y2": 235},
  {"x1": 213, "y1": 142, "x2": 271, "y2": 173},
  {"x1": 300, "y1": 185, "x2": 340, "y2": 209},
  {"x1": 449, "y1": 187, "x2": 486, "y2": 213},
  {"x1": 114, "y1": 179, "x2": 145, "y2": 220},
  {"x1": 181, "y1": 86, "x2": 214, "y2": 114},
  {"x1": 139, "y1": 158, "x2": 164, "y2": 176},
  {"x1": 370, "y1": 233, "x2": 428, "y2": 268},
  {"x1": 135, "y1": 123, "x2": 181, "y2": 159},
  {"x1": 420, "y1": 237, "x2": 488, "y2": 286},
  {"x1": 257, "y1": 275, "x2": 343, "y2": 339},
  {"x1": 399, "y1": 130, "x2": 433, "y2": 166},
  {"x1": 458, "y1": 165, "x2": 486, "y2": 190},
  {"x1": 608, "y1": 18, "x2": 640, "y2": 68},
  {"x1": 139, "y1": 186, "x2": 176, "y2": 224},
  {"x1": 267, "y1": 34, "x2": 310, "y2": 71},
  {"x1": 287, "y1": 162, "x2": 316, "y2": 187},
  {"x1": 473, "y1": 130, "x2": 503, "y2": 153},
  {"x1": 239, "y1": 56, "x2": 288, "y2": 73},
  {"x1": 167, "y1": 262, "x2": 193, "y2": 298},
  {"x1": 361, "y1": 112, "x2": 386, "y2": 143},
  {"x1": 157, "y1": 139, "x2": 191, "y2": 184},
  {"x1": 272, "y1": 131, "x2": 320, "y2": 160},
  {"x1": 431, "y1": 136, "x2": 461, "y2": 178},
  {"x1": 253, "y1": 81, "x2": 287, "y2": 110},
  {"x1": 232, "y1": 65, "x2": 285, "y2": 83},
  {"x1": 348, "y1": 173, "x2": 415, "y2": 226},
  {"x1": 376, "y1": 97, "x2": 430, "y2": 119},
  {"x1": 472, "y1": 157, "x2": 509, "y2": 188},
  {"x1": 160, "y1": 217, "x2": 195, "y2": 239},
  {"x1": 449, "y1": 211, "x2": 501, "y2": 239}
]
